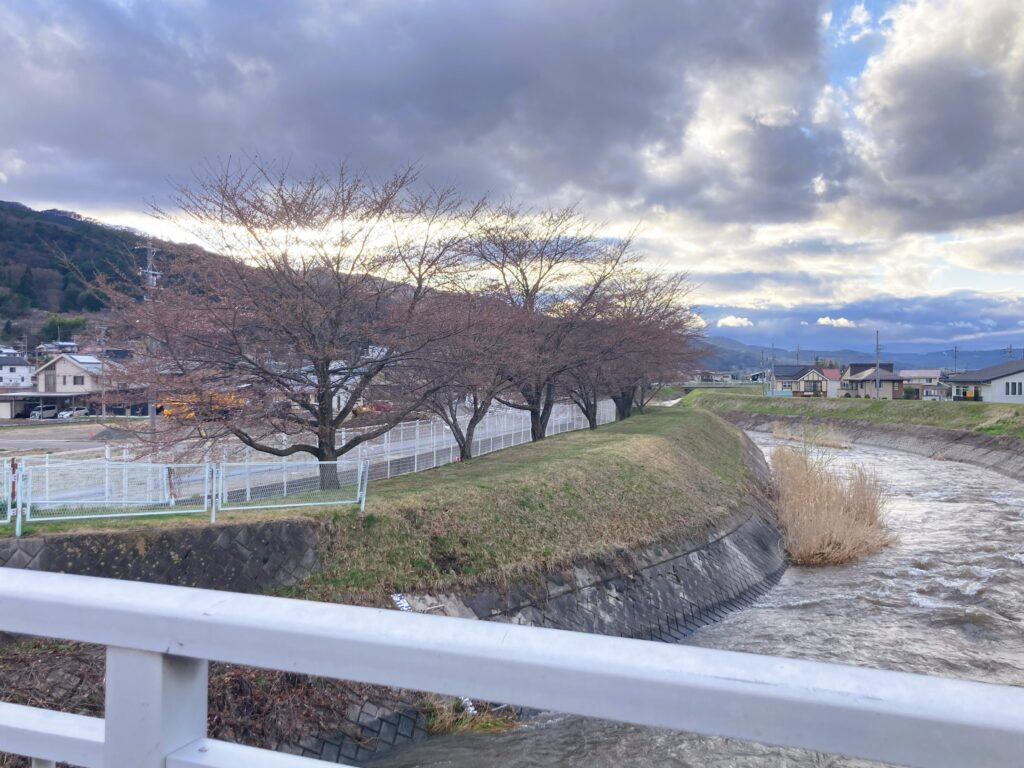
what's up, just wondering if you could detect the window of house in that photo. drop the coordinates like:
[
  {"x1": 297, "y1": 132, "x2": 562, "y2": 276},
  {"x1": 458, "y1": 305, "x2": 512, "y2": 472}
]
[
  {"x1": 1007, "y1": 382, "x2": 1012, "y2": 396},
  {"x1": 73, "y1": 375, "x2": 85, "y2": 386},
  {"x1": 7, "y1": 367, "x2": 13, "y2": 373},
  {"x1": 782, "y1": 382, "x2": 792, "y2": 390},
  {"x1": 62, "y1": 376, "x2": 67, "y2": 385}
]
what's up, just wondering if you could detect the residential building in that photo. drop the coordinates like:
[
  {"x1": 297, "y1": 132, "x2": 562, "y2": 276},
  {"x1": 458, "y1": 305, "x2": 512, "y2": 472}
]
[
  {"x1": 820, "y1": 367, "x2": 841, "y2": 398},
  {"x1": 34, "y1": 354, "x2": 105, "y2": 396},
  {"x1": 33, "y1": 340, "x2": 79, "y2": 361},
  {"x1": 768, "y1": 365, "x2": 829, "y2": 396},
  {"x1": 840, "y1": 364, "x2": 904, "y2": 399},
  {"x1": 0, "y1": 355, "x2": 31, "y2": 389},
  {"x1": 945, "y1": 361, "x2": 1024, "y2": 403},
  {"x1": 900, "y1": 368, "x2": 950, "y2": 401}
]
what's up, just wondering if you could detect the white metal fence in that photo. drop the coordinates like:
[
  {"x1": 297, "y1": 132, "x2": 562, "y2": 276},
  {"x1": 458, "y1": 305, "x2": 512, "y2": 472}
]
[
  {"x1": 1, "y1": 460, "x2": 12, "y2": 524},
  {"x1": 344, "y1": 399, "x2": 615, "y2": 481},
  {"x1": 22, "y1": 462, "x2": 213, "y2": 523},
  {"x1": 216, "y1": 460, "x2": 367, "y2": 517},
  {"x1": 3, "y1": 400, "x2": 614, "y2": 534},
  {"x1": 3, "y1": 459, "x2": 370, "y2": 535},
  {"x1": 1, "y1": 570, "x2": 1022, "y2": 768}
]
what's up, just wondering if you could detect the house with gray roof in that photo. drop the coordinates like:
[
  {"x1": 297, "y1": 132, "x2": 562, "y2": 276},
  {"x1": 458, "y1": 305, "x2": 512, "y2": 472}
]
[{"x1": 945, "y1": 360, "x2": 1024, "y2": 403}]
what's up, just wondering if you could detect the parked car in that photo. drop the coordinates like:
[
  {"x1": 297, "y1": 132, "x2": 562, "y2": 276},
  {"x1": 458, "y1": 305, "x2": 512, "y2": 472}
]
[
  {"x1": 57, "y1": 406, "x2": 91, "y2": 419},
  {"x1": 28, "y1": 405, "x2": 59, "y2": 420}
]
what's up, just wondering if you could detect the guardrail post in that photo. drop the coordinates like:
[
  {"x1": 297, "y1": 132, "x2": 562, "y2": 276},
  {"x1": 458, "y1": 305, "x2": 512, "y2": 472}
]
[{"x1": 105, "y1": 647, "x2": 207, "y2": 768}]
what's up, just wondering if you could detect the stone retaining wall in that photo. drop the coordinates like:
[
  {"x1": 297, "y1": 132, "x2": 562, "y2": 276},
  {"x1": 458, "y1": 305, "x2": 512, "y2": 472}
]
[
  {"x1": 720, "y1": 411, "x2": 1024, "y2": 483},
  {"x1": 0, "y1": 518, "x2": 320, "y2": 592}
]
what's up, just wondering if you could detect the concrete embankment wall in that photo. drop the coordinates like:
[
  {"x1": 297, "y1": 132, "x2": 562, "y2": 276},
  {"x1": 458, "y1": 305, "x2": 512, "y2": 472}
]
[
  {"x1": 720, "y1": 411, "x2": 1024, "y2": 483},
  {"x1": 0, "y1": 429, "x2": 786, "y2": 765}
]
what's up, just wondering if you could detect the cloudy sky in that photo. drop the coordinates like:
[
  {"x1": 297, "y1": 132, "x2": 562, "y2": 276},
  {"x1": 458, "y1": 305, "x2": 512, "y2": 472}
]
[{"x1": 2, "y1": 0, "x2": 1023, "y2": 351}]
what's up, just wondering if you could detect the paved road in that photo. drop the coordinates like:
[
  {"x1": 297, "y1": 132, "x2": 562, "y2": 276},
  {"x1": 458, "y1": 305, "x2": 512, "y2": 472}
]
[{"x1": 0, "y1": 423, "x2": 107, "y2": 453}]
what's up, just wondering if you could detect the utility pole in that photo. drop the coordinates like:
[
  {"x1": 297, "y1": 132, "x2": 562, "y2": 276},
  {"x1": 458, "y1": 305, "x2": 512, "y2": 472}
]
[
  {"x1": 874, "y1": 330, "x2": 881, "y2": 400},
  {"x1": 953, "y1": 345, "x2": 958, "y2": 374},
  {"x1": 134, "y1": 244, "x2": 161, "y2": 431},
  {"x1": 796, "y1": 344, "x2": 800, "y2": 366}
]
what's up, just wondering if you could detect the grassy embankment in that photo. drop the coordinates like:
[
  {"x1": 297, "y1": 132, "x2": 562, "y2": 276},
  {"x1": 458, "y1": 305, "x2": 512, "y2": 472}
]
[
  {"x1": 0, "y1": 406, "x2": 748, "y2": 752},
  {"x1": 6, "y1": 406, "x2": 747, "y2": 604},
  {"x1": 291, "y1": 404, "x2": 746, "y2": 604},
  {"x1": 688, "y1": 389, "x2": 1024, "y2": 440}
]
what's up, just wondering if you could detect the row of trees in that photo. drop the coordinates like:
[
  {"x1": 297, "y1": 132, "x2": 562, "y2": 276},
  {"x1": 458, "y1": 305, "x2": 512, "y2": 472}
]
[{"x1": 99, "y1": 160, "x2": 705, "y2": 464}]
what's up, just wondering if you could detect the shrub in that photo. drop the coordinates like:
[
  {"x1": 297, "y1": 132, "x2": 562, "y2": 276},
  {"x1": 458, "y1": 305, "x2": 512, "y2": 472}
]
[{"x1": 771, "y1": 446, "x2": 892, "y2": 566}]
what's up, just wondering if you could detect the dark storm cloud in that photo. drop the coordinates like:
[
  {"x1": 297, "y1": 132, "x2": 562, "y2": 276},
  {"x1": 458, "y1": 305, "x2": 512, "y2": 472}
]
[{"x1": 0, "y1": 0, "x2": 828, "y2": 212}]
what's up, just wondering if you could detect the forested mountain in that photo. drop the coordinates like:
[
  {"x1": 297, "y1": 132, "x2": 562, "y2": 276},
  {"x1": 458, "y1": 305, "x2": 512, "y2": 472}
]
[{"x1": 0, "y1": 200, "x2": 143, "y2": 319}]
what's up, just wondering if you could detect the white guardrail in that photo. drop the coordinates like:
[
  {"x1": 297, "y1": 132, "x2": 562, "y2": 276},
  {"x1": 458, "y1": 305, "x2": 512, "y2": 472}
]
[{"x1": 0, "y1": 570, "x2": 1022, "y2": 768}]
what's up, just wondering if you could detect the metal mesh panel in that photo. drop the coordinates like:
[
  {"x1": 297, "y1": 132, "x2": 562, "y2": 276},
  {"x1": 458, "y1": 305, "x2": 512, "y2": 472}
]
[
  {"x1": 2, "y1": 461, "x2": 12, "y2": 524},
  {"x1": 24, "y1": 462, "x2": 211, "y2": 521},
  {"x1": 217, "y1": 460, "x2": 366, "y2": 512}
]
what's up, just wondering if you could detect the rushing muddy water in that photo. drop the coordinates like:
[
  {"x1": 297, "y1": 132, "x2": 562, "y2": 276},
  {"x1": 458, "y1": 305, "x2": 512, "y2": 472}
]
[{"x1": 373, "y1": 434, "x2": 1024, "y2": 767}]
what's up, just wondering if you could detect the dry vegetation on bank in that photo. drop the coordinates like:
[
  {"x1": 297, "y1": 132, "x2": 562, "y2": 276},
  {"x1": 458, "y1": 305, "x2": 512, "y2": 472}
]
[
  {"x1": 289, "y1": 405, "x2": 746, "y2": 605},
  {"x1": 772, "y1": 446, "x2": 892, "y2": 566}
]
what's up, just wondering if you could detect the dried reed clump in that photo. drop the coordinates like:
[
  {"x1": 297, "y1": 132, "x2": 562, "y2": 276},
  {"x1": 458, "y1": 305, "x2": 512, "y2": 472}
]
[{"x1": 772, "y1": 446, "x2": 892, "y2": 566}]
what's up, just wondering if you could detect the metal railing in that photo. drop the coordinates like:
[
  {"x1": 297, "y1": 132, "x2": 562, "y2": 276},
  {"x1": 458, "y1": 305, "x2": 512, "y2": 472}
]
[
  {"x1": 3, "y1": 399, "x2": 613, "y2": 534},
  {"x1": 22, "y1": 462, "x2": 212, "y2": 524},
  {"x1": 0, "y1": 570, "x2": 1021, "y2": 767},
  {"x1": 3, "y1": 458, "x2": 370, "y2": 534},
  {"x1": 215, "y1": 459, "x2": 367, "y2": 518}
]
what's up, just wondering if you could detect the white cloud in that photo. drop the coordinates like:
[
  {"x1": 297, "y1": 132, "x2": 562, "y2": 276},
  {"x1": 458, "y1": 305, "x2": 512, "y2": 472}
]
[
  {"x1": 816, "y1": 316, "x2": 858, "y2": 328},
  {"x1": 717, "y1": 315, "x2": 753, "y2": 328}
]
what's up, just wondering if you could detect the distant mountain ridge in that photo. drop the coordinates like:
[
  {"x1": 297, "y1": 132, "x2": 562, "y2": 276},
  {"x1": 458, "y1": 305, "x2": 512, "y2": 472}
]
[{"x1": 702, "y1": 335, "x2": 1021, "y2": 373}]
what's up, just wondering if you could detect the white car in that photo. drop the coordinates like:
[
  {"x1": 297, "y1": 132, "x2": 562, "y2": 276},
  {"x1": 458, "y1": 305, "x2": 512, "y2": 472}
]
[
  {"x1": 28, "y1": 405, "x2": 59, "y2": 419},
  {"x1": 57, "y1": 406, "x2": 91, "y2": 419}
]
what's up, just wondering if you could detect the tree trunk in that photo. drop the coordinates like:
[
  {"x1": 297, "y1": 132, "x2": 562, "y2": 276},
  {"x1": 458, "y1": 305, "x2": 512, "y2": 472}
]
[
  {"x1": 612, "y1": 387, "x2": 635, "y2": 420},
  {"x1": 318, "y1": 456, "x2": 341, "y2": 490},
  {"x1": 586, "y1": 400, "x2": 598, "y2": 429},
  {"x1": 460, "y1": 421, "x2": 476, "y2": 461}
]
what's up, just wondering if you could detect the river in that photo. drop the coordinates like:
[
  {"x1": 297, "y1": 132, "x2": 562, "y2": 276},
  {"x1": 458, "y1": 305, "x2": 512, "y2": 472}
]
[{"x1": 372, "y1": 433, "x2": 1024, "y2": 767}]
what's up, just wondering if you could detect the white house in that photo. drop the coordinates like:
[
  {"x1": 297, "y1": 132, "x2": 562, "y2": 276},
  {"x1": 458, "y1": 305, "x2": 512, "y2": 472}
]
[
  {"x1": 0, "y1": 354, "x2": 31, "y2": 389},
  {"x1": 946, "y1": 361, "x2": 1024, "y2": 403}
]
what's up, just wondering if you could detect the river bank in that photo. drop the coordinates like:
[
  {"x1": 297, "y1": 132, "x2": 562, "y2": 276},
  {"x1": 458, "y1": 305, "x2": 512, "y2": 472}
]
[
  {"x1": 717, "y1": 411, "x2": 1024, "y2": 483},
  {"x1": 372, "y1": 431, "x2": 1024, "y2": 767},
  {"x1": 690, "y1": 390, "x2": 1024, "y2": 441},
  {"x1": 1, "y1": 406, "x2": 787, "y2": 765}
]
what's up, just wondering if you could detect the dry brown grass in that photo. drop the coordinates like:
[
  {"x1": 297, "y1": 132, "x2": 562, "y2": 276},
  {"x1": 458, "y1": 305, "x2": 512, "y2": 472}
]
[{"x1": 772, "y1": 446, "x2": 893, "y2": 566}]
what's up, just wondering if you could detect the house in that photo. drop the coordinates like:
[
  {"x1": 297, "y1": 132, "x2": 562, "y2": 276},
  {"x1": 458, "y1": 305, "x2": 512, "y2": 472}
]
[
  {"x1": 840, "y1": 363, "x2": 904, "y2": 399},
  {"x1": 768, "y1": 365, "x2": 829, "y2": 396},
  {"x1": 34, "y1": 354, "x2": 106, "y2": 396},
  {"x1": 820, "y1": 367, "x2": 841, "y2": 398},
  {"x1": 33, "y1": 340, "x2": 79, "y2": 361},
  {"x1": 0, "y1": 354, "x2": 31, "y2": 389},
  {"x1": 945, "y1": 360, "x2": 1024, "y2": 403},
  {"x1": 900, "y1": 368, "x2": 950, "y2": 401}
]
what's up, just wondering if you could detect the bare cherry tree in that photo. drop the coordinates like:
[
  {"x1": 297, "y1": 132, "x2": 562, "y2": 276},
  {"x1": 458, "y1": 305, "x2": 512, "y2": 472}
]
[
  {"x1": 101, "y1": 159, "x2": 474, "y2": 483},
  {"x1": 471, "y1": 203, "x2": 636, "y2": 440}
]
